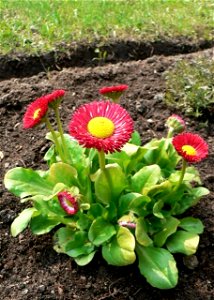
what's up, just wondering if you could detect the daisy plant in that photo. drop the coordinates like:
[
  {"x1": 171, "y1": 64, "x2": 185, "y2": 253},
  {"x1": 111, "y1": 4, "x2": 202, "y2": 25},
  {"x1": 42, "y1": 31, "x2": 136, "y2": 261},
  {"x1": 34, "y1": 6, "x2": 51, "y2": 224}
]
[{"x1": 4, "y1": 87, "x2": 209, "y2": 290}]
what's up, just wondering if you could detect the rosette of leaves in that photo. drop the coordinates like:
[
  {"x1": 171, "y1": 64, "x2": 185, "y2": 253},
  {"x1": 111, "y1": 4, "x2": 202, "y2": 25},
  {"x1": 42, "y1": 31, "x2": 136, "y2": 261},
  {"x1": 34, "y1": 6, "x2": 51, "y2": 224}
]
[{"x1": 4, "y1": 131, "x2": 209, "y2": 289}]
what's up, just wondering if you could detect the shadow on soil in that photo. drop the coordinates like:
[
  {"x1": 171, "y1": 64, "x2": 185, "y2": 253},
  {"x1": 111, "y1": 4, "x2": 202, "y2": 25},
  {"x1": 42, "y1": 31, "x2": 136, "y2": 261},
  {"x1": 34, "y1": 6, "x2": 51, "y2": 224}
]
[{"x1": 0, "y1": 38, "x2": 213, "y2": 80}]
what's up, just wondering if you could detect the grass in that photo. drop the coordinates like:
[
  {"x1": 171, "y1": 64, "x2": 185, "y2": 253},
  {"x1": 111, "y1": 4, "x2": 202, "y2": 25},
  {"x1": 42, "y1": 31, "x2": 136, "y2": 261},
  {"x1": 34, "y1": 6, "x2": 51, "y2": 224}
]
[
  {"x1": 164, "y1": 57, "x2": 214, "y2": 118},
  {"x1": 0, "y1": 0, "x2": 213, "y2": 55}
]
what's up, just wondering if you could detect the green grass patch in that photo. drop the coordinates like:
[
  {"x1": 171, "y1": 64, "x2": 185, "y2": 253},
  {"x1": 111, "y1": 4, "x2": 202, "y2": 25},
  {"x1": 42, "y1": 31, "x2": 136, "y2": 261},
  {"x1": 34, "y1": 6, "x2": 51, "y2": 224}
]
[
  {"x1": 164, "y1": 57, "x2": 214, "y2": 118},
  {"x1": 0, "y1": 0, "x2": 213, "y2": 55}
]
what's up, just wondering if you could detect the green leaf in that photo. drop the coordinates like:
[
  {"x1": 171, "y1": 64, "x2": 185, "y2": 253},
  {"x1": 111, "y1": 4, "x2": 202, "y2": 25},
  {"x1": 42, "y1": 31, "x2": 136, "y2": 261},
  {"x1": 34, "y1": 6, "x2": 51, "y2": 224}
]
[
  {"x1": 106, "y1": 150, "x2": 131, "y2": 172},
  {"x1": 4, "y1": 167, "x2": 54, "y2": 199},
  {"x1": 88, "y1": 217, "x2": 116, "y2": 246},
  {"x1": 54, "y1": 227, "x2": 94, "y2": 258},
  {"x1": 136, "y1": 218, "x2": 153, "y2": 246},
  {"x1": 142, "y1": 138, "x2": 179, "y2": 172},
  {"x1": 53, "y1": 227, "x2": 75, "y2": 253},
  {"x1": 153, "y1": 217, "x2": 180, "y2": 247},
  {"x1": 118, "y1": 192, "x2": 140, "y2": 215},
  {"x1": 131, "y1": 165, "x2": 161, "y2": 194},
  {"x1": 44, "y1": 145, "x2": 56, "y2": 165},
  {"x1": 77, "y1": 214, "x2": 91, "y2": 231},
  {"x1": 46, "y1": 198, "x2": 69, "y2": 215},
  {"x1": 48, "y1": 162, "x2": 77, "y2": 186},
  {"x1": 166, "y1": 231, "x2": 200, "y2": 255},
  {"x1": 105, "y1": 202, "x2": 117, "y2": 221},
  {"x1": 126, "y1": 194, "x2": 151, "y2": 217},
  {"x1": 179, "y1": 217, "x2": 204, "y2": 234},
  {"x1": 63, "y1": 134, "x2": 88, "y2": 171},
  {"x1": 147, "y1": 180, "x2": 172, "y2": 199},
  {"x1": 95, "y1": 164, "x2": 126, "y2": 204},
  {"x1": 11, "y1": 207, "x2": 37, "y2": 237},
  {"x1": 43, "y1": 183, "x2": 67, "y2": 201},
  {"x1": 121, "y1": 143, "x2": 139, "y2": 156},
  {"x1": 65, "y1": 231, "x2": 94, "y2": 257},
  {"x1": 33, "y1": 196, "x2": 50, "y2": 213},
  {"x1": 169, "y1": 166, "x2": 201, "y2": 184},
  {"x1": 172, "y1": 186, "x2": 210, "y2": 214},
  {"x1": 30, "y1": 214, "x2": 60, "y2": 235},
  {"x1": 74, "y1": 251, "x2": 96, "y2": 266},
  {"x1": 126, "y1": 145, "x2": 153, "y2": 173},
  {"x1": 102, "y1": 226, "x2": 136, "y2": 266},
  {"x1": 118, "y1": 193, "x2": 150, "y2": 217},
  {"x1": 89, "y1": 203, "x2": 105, "y2": 219},
  {"x1": 136, "y1": 245, "x2": 178, "y2": 289},
  {"x1": 129, "y1": 130, "x2": 141, "y2": 146},
  {"x1": 191, "y1": 187, "x2": 210, "y2": 199},
  {"x1": 46, "y1": 131, "x2": 60, "y2": 143},
  {"x1": 153, "y1": 199, "x2": 164, "y2": 219}
]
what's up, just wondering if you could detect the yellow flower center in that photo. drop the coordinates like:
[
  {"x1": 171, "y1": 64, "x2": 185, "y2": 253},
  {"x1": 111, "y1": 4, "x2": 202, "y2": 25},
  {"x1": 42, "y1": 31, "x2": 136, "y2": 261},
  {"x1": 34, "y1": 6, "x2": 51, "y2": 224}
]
[
  {"x1": 182, "y1": 145, "x2": 197, "y2": 156},
  {"x1": 33, "y1": 108, "x2": 41, "y2": 120},
  {"x1": 87, "y1": 117, "x2": 115, "y2": 139}
]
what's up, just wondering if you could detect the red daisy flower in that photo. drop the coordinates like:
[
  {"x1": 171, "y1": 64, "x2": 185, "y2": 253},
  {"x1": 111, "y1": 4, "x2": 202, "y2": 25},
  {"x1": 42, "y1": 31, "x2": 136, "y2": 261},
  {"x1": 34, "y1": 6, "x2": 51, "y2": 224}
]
[
  {"x1": 172, "y1": 132, "x2": 208, "y2": 163},
  {"x1": 166, "y1": 114, "x2": 186, "y2": 133},
  {"x1": 99, "y1": 85, "x2": 128, "y2": 95},
  {"x1": 23, "y1": 96, "x2": 48, "y2": 129},
  {"x1": 58, "y1": 191, "x2": 79, "y2": 215},
  {"x1": 46, "y1": 89, "x2": 65, "y2": 104},
  {"x1": 69, "y1": 101, "x2": 134, "y2": 153},
  {"x1": 99, "y1": 85, "x2": 128, "y2": 102}
]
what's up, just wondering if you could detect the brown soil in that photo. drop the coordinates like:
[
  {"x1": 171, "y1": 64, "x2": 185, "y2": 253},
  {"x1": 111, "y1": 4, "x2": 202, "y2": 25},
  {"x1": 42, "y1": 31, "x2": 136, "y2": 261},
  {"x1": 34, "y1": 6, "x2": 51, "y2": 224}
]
[
  {"x1": 0, "y1": 44, "x2": 214, "y2": 300},
  {"x1": 0, "y1": 38, "x2": 213, "y2": 80}
]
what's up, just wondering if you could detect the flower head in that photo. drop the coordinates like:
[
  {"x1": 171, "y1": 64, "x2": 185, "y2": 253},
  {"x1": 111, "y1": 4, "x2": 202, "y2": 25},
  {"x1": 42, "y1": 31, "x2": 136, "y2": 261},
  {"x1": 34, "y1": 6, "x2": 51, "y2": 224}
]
[
  {"x1": 69, "y1": 101, "x2": 134, "y2": 153},
  {"x1": 57, "y1": 191, "x2": 79, "y2": 215},
  {"x1": 166, "y1": 114, "x2": 186, "y2": 134},
  {"x1": 23, "y1": 96, "x2": 48, "y2": 129},
  {"x1": 172, "y1": 132, "x2": 208, "y2": 163},
  {"x1": 99, "y1": 85, "x2": 128, "y2": 102},
  {"x1": 46, "y1": 89, "x2": 65, "y2": 104}
]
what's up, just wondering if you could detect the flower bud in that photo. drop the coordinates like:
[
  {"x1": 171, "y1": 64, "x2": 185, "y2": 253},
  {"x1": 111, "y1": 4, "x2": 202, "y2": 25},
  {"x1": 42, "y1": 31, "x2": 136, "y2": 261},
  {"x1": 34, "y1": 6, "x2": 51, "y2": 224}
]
[
  {"x1": 118, "y1": 220, "x2": 136, "y2": 229},
  {"x1": 80, "y1": 203, "x2": 90, "y2": 210},
  {"x1": 57, "y1": 191, "x2": 79, "y2": 215},
  {"x1": 166, "y1": 114, "x2": 186, "y2": 135},
  {"x1": 99, "y1": 85, "x2": 128, "y2": 103}
]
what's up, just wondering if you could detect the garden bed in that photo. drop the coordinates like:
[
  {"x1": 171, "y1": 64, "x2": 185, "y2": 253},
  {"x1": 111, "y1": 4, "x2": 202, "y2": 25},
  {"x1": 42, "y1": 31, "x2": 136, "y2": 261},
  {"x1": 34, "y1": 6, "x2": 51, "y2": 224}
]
[{"x1": 0, "y1": 45, "x2": 213, "y2": 300}]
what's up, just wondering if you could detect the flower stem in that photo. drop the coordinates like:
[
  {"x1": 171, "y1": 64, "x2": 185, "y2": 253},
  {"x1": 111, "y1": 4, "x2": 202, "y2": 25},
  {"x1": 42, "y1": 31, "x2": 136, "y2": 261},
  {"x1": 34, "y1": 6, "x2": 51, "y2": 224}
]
[
  {"x1": 167, "y1": 128, "x2": 174, "y2": 139},
  {"x1": 98, "y1": 150, "x2": 106, "y2": 170},
  {"x1": 178, "y1": 158, "x2": 187, "y2": 188},
  {"x1": 53, "y1": 106, "x2": 69, "y2": 161},
  {"x1": 45, "y1": 117, "x2": 66, "y2": 162}
]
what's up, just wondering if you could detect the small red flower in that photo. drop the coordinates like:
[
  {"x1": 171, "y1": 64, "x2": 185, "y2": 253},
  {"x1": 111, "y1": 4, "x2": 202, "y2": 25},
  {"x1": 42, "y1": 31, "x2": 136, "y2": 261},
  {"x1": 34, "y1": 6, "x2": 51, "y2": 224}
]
[
  {"x1": 23, "y1": 96, "x2": 48, "y2": 129},
  {"x1": 58, "y1": 191, "x2": 79, "y2": 215},
  {"x1": 69, "y1": 101, "x2": 134, "y2": 153},
  {"x1": 46, "y1": 89, "x2": 65, "y2": 104},
  {"x1": 99, "y1": 85, "x2": 128, "y2": 95},
  {"x1": 166, "y1": 114, "x2": 186, "y2": 133},
  {"x1": 172, "y1": 132, "x2": 208, "y2": 163},
  {"x1": 99, "y1": 85, "x2": 128, "y2": 102}
]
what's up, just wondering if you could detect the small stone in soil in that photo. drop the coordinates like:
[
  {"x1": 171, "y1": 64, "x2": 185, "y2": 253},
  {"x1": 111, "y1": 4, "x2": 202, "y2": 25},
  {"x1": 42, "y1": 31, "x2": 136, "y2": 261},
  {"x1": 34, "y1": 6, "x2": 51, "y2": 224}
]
[{"x1": 183, "y1": 255, "x2": 199, "y2": 269}]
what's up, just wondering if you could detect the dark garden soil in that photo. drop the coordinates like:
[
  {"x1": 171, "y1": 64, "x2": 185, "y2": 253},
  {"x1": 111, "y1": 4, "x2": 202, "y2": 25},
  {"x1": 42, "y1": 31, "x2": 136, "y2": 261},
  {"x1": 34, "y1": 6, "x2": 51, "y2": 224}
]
[{"x1": 0, "y1": 41, "x2": 214, "y2": 300}]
